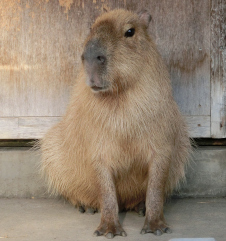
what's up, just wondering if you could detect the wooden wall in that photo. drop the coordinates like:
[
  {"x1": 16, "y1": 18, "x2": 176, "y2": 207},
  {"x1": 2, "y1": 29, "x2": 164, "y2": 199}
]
[{"x1": 0, "y1": 0, "x2": 225, "y2": 139}]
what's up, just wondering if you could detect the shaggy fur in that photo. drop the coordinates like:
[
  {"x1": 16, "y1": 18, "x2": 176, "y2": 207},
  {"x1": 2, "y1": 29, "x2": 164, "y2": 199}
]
[{"x1": 40, "y1": 9, "x2": 191, "y2": 237}]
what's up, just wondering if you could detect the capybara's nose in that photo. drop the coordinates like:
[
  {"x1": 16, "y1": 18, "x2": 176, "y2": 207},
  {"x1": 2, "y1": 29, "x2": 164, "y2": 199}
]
[
  {"x1": 82, "y1": 39, "x2": 106, "y2": 65},
  {"x1": 96, "y1": 55, "x2": 106, "y2": 64}
]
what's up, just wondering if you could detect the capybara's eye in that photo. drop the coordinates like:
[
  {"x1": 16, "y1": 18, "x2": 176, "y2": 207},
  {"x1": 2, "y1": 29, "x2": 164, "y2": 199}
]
[{"x1": 125, "y1": 28, "x2": 135, "y2": 38}]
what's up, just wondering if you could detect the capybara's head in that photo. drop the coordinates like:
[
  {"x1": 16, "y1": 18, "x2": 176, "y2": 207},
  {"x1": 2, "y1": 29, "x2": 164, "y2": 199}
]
[{"x1": 81, "y1": 9, "x2": 152, "y2": 94}]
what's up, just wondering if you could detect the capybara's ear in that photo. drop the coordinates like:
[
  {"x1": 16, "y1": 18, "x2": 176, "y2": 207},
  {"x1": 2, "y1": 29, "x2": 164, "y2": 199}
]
[{"x1": 137, "y1": 9, "x2": 152, "y2": 28}]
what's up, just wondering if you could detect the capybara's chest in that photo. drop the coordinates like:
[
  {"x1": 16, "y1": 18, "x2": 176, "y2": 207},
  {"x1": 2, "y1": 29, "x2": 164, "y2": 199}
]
[{"x1": 113, "y1": 158, "x2": 149, "y2": 209}]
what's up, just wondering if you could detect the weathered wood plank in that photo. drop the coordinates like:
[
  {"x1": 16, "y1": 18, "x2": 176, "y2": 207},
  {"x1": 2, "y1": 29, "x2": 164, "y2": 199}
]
[
  {"x1": 0, "y1": 0, "x2": 86, "y2": 117},
  {"x1": 185, "y1": 116, "x2": 210, "y2": 138},
  {"x1": 0, "y1": 117, "x2": 61, "y2": 139},
  {"x1": 0, "y1": 118, "x2": 19, "y2": 139},
  {"x1": 211, "y1": 0, "x2": 226, "y2": 138},
  {"x1": 151, "y1": 0, "x2": 211, "y2": 116},
  {"x1": 0, "y1": 116, "x2": 210, "y2": 139}
]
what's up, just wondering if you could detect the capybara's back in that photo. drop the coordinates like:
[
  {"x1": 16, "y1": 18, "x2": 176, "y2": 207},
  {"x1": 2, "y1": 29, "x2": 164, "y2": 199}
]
[{"x1": 41, "y1": 9, "x2": 191, "y2": 238}]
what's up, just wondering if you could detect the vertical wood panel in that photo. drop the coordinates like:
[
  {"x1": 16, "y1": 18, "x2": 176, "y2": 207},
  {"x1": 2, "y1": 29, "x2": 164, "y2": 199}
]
[
  {"x1": 211, "y1": 0, "x2": 226, "y2": 138},
  {"x1": 0, "y1": 0, "x2": 88, "y2": 117},
  {"x1": 147, "y1": 0, "x2": 211, "y2": 116}
]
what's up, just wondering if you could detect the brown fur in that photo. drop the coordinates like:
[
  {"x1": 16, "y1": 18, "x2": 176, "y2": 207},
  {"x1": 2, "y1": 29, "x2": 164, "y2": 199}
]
[{"x1": 40, "y1": 9, "x2": 191, "y2": 237}]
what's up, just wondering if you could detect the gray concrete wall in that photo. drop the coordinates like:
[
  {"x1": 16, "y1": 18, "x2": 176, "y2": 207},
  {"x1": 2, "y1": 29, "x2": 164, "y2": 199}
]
[
  {"x1": 177, "y1": 146, "x2": 226, "y2": 198},
  {"x1": 0, "y1": 147, "x2": 48, "y2": 198},
  {"x1": 0, "y1": 147, "x2": 226, "y2": 198}
]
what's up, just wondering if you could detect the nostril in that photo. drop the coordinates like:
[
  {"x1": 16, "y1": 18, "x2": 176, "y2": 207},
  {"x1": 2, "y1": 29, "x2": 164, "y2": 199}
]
[
  {"x1": 81, "y1": 54, "x2": 85, "y2": 61},
  {"x1": 97, "y1": 55, "x2": 106, "y2": 64}
]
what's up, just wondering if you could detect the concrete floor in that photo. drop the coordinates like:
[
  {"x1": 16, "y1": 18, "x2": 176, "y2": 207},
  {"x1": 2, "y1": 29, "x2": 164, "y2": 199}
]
[{"x1": 1, "y1": 198, "x2": 224, "y2": 241}]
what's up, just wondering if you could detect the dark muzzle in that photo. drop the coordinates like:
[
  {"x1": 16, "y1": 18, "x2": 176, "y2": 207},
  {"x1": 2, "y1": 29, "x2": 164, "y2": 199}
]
[{"x1": 82, "y1": 39, "x2": 108, "y2": 92}]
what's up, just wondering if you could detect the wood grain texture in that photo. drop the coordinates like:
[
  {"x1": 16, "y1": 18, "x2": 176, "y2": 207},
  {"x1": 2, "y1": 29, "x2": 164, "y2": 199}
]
[
  {"x1": 0, "y1": 116, "x2": 210, "y2": 139},
  {"x1": 210, "y1": 0, "x2": 226, "y2": 138},
  {"x1": 185, "y1": 116, "x2": 210, "y2": 138},
  {"x1": 0, "y1": 117, "x2": 61, "y2": 139},
  {"x1": 150, "y1": 0, "x2": 211, "y2": 117},
  {"x1": 0, "y1": 0, "x2": 87, "y2": 117},
  {"x1": 0, "y1": 0, "x2": 222, "y2": 138}
]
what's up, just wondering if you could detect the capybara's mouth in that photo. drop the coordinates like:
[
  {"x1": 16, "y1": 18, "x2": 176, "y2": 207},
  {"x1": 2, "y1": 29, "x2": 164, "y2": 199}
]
[{"x1": 91, "y1": 85, "x2": 108, "y2": 92}]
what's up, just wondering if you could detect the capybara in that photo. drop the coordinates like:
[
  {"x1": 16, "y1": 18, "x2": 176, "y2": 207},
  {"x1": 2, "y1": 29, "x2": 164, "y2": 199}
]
[{"x1": 40, "y1": 9, "x2": 191, "y2": 238}]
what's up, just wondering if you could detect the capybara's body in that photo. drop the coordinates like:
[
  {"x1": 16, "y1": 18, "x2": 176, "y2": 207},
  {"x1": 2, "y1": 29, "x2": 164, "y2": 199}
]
[{"x1": 41, "y1": 9, "x2": 191, "y2": 238}]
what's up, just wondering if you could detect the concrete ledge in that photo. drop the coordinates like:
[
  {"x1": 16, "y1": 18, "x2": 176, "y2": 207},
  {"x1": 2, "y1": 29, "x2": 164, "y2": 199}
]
[
  {"x1": 0, "y1": 147, "x2": 48, "y2": 198},
  {"x1": 0, "y1": 147, "x2": 226, "y2": 198},
  {"x1": 177, "y1": 147, "x2": 226, "y2": 197}
]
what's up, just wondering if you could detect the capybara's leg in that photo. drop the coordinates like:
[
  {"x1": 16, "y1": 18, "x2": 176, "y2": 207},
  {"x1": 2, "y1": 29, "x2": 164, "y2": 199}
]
[
  {"x1": 93, "y1": 167, "x2": 127, "y2": 238},
  {"x1": 141, "y1": 155, "x2": 172, "y2": 236}
]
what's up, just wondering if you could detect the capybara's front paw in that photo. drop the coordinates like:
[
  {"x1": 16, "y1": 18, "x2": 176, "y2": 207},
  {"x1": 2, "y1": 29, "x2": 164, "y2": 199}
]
[
  {"x1": 93, "y1": 221, "x2": 127, "y2": 239},
  {"x1": 140, "y1": 218, "x2": 172, "y2": 236}
]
